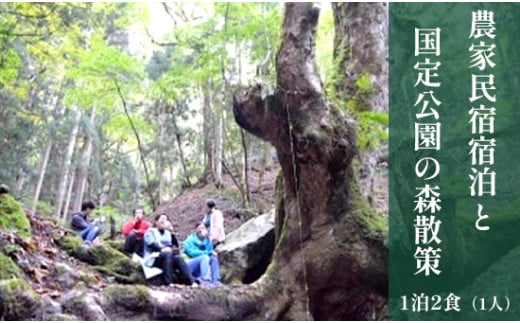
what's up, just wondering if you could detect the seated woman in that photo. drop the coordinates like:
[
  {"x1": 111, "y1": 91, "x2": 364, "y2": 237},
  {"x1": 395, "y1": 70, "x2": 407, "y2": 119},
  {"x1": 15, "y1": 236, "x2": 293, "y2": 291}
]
[
  {"x1": 183, "y1": 224, "x2": 222, "y2": 286},
  {"x1": 143, "y1": 214, "x2": 194, "y2": 286}
]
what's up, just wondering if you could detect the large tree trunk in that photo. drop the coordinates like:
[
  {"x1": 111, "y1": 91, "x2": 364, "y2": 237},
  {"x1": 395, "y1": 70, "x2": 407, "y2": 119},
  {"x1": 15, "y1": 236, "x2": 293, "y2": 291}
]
[
  {"x1": 332, "y1": 2, "x2": 388, "y2": 113},
  {"x1": 332, "y1": 2, "x2": 388, "y2": 205},
  {"x1": 232, "y1": 3, "x2": 387, "y2": 319}
]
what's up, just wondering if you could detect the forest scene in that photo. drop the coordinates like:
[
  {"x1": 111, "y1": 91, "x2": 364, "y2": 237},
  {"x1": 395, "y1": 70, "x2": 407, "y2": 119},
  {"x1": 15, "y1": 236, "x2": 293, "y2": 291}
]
[{"x1": 0, "y1": 2, "x2": 388, "y2": 320}]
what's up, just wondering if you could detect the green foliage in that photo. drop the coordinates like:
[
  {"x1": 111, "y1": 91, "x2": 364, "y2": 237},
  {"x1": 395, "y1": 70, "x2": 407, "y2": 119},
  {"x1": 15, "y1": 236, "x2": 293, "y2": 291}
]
[
  {"x1": 356, "y1": 111, "x2": 389, "y2": 150},
  {"x1": 316, "y1": 5, "x2": 335, "y2": 84},
  {"x1": 0, "y1": 194, "x2": 31, "y2": 240},
  {"x1": 356, "y1": 73, "x2": 372, "y2": 91}
]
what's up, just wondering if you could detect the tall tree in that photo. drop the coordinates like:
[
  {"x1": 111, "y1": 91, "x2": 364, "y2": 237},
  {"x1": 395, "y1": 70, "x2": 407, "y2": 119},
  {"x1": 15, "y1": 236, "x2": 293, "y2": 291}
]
[
  {"x1": 55, "y1": 108, "x2": 82, "y2": 219},
  {"x1": 72, "y1": 107, "x2": 96, "y2": 213},
  {"x1": 332, "y1": 2, "x2": 388, "y2": 113},
  {"x1": 332, "y1": 3, "x2": 388, "y2": 203},
  {"x1": 232, "y1": 3, "x2": 387, "y2": 319}
]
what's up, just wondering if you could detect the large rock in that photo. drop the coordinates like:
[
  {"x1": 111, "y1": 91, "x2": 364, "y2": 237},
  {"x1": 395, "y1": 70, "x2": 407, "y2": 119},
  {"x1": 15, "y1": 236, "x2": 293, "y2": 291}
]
[
  {"x1": 0, "y1": 278, "x2": 41, "y2": 320},
  {"x1": 217, "y1": 209, "x2": 275, "y2": 284}
]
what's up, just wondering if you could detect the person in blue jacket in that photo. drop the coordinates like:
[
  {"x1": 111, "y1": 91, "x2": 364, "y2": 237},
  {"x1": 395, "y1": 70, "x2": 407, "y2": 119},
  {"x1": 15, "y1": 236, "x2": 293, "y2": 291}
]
[
  {"x1": 183, "y1": 223, "x2": 222, "y2": 286},
  {"x1": 143, "y1": 214, "x2": 194, "y2": 286}
]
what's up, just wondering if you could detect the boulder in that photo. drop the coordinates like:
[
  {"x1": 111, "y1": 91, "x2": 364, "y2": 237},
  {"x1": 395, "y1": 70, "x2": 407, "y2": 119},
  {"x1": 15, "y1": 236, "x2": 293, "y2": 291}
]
[
  {"x1": 59, "y1": 288, "x2": 108, "y2": 320},
  {"x1": 0, "y1": 278, "x2": 41, "y2": 320},
  {"x1": 217, "y1": 209, "x2": 275, "y2": 284}
]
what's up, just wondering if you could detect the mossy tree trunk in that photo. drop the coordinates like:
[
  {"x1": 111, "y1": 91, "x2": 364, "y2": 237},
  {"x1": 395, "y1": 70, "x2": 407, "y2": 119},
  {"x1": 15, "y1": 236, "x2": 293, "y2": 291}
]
[
  {"x1": 332, "y1": 2, "x2": 388, "y2": 113},
  {"x1": 232, "y1": 3, "x2": 387, "y2": 320},
  {"x1": 332, "y1": 2, "x2": 388, "y2": 204}
]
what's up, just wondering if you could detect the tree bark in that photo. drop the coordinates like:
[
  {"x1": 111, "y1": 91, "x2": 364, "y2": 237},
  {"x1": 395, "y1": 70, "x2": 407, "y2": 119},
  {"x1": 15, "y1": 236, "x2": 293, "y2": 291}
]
[
  {"x1": 202, "y1": 80, "x2": 214, "y2": 179},
  {"x1": 240, "y1": 129, "x2": 251, "y2": 208},
  {"x1": 72, "y1": 107, "x2": 96, "y2": 213},
  {"x1": 332, "y1": 2, "x2": 388, "y2": 113},
  {"x1": 63, "y1": 170, "x2": 75, "y2": 220},
  {"x1": 332, "y1": 2, "x2": 388, "y2": 204},
  {"x1": 55, "y1": 108, "x2": 81, "y2": 219},
  {"x1": 32, "y1": 140, "x2": 52, "y2": 216},
  {"x1": 156, "y1": 101, "x2": 165, "y2": 205},
  {"x1": 232, "y1": 3, "x2": 387, "y2": 319},
  {"x1": 170, "y1": 102, "x2": 191, "y2": 188}
]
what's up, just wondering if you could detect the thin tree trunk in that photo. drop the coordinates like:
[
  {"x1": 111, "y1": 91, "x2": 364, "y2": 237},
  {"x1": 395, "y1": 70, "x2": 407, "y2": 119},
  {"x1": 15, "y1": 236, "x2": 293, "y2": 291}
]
[
  {"x1": 114, "y1": 81, "x2": 156, "y2": 208},
  {"x1": 202, "y1": 81, "x2": 214, "y2": 178},
  {"x1": 156, "y1": 101, "x2": 165, "y2": 204},
  {"x1": 170, "y1": 103, "x2": 191, "y2": 188},
  {"x1": 214, "y1": 104, "x2": 224, "y2": 186},
  {"x1": 62, "y1": 171, "x2": 75, "y2": 220},
  {"x1": 55, "y1": 108, "x2": 82, "y2": 218},
  {"x1": 214, "y1": 3, "x2": 230, "y2": 188},
  {"x1": 257, "y1": 141, "x2": 271, "y2": 189},
  {"x1": 31, "y1": 140, "x2": 53, "y2": 216},
  {"x1": 240, "y1": 129, "x2": 251, "y2": 208},
  {"x1": 72, "y1": 107, "x2": 96, "y2": 213}
]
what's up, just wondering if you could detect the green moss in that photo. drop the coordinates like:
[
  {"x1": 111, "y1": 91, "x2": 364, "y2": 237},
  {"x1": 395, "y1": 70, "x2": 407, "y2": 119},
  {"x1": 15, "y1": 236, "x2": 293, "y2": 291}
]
[
  {"x1": 2, "y1": 244, "x2": 21, "y2": 257},
  {"x1": 0, "y1": 253, "x2": 22, "y2": 280},
  {"x1": 355, "y1": 73, "x2": 372, "y2": 91},
  {"x1": 106, "y1": 240, "x2": 125, "y2": 253},
  {"x1": 103, "y1": 284, "x2": 150, "y2": 311},
  {"x1": 347, "y1": 163, "x2": 388, "y2": 234},
  {"x1": 55, "y1": 234, "x2": 143, "y2": 284},
  {"x1": 273, "y1": 172, "x2": 288, "y2": 248},
  {"x1": 0, "y1": 278, "x2": 40, "y2": 320},
  {"x1": 0, "y1": 194, "x2": 31, "y2": 239}
]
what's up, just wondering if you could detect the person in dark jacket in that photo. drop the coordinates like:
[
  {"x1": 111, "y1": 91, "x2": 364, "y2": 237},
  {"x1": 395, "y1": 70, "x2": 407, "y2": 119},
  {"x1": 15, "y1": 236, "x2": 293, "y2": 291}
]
[
  {"x1": 71, "y1": 201, "x2": 103, "y2": 245},
  {"x1": 122, "y1": 208, "x2": 151, "y2": 255},
  {"x1": 143, "y1": 214, "x2": 195, "y2": 286}
]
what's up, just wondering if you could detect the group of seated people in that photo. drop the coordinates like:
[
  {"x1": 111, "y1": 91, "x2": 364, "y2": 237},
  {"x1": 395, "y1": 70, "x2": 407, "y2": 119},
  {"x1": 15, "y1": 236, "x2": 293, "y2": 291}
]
[{"x1": 71, "y1": 200, "x2": 225, "y2": 287}]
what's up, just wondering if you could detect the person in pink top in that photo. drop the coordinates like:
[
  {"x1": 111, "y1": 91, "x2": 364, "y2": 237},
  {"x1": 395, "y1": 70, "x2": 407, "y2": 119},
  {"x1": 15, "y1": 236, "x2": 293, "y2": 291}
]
[{"x1": 202, "y1": 199, "x2": 225, "y2": 247}]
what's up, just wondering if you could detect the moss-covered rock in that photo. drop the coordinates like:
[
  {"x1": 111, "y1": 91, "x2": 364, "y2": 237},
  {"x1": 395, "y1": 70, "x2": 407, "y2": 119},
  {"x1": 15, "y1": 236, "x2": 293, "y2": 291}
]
[
  {"x1": 0, "y1": 278, "x2": 41, "y2": 320},
  {"x1": 106, "y1": 239, "x2": 125, "y2": 253},
  {"x1": 0, "y1": 253, "x2": 22, "y2": 280},
  {"x1": 59, "y1": 289, "x2": 107, "y2": 320},
  {"x1": 103, "y1": 284, "x2": 150, "y2": 313},
  {"x1": 55, "y1": 234, "x2": 144, "y2": 284},
  {"x1": 0, "y1": 194, "x2": 31, "y2": 239}
]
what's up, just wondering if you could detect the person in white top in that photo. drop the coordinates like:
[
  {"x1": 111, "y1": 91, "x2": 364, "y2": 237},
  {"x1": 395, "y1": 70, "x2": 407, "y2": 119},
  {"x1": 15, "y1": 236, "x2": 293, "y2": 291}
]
[{"x1": 202, "y1": 199, "x2": 225, "y2": 247}]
